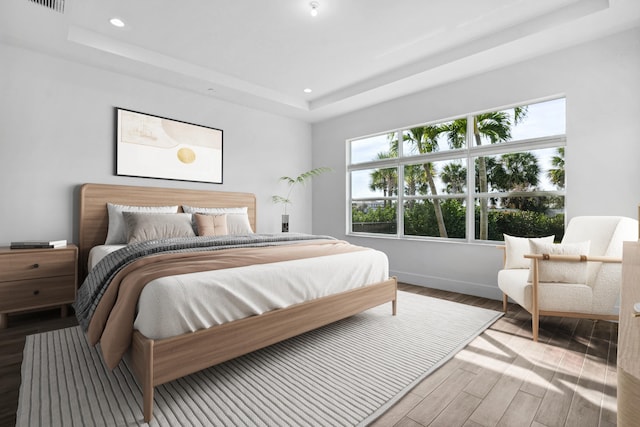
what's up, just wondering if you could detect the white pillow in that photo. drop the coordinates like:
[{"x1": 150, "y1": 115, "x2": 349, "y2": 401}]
[
  {"x1": 122, "y1": 212, "x2": 195, "y2": 244},
  {"x1": 182, "y1": 205, "x2": 254, "y2": 235},
  {"x1": 527, "y1": 240, "x2": 591, "y2": 284},
  {"x1": 503, "y1": 234, "x2": 555, "y2": 269},
  {"x1": 105, "y1": 203, "x2": 179, "y2": 244}
]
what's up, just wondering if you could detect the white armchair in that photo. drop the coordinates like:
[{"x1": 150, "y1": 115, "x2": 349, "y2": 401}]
[{"x1": 498, "y1": 216, "x2": 638, "y2": 341}]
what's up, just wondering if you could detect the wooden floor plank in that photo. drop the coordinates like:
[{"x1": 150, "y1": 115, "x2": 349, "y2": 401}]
[
  {"x1": 519, "y1": 339, "x2": 568, "y2": 398},
  {"x1": 496, "y1": 391, "x2": 542, "y2": 427},
  {"x1": 462, "y1": 330, "x2": 521, "y2": 399},
  {"x1": 600, "y1": 323, "x2": 619, "y2": 427},
  {"x1": 430, "y1": 391, "x2": 482, "y2": 427},
  {"x1": 406, "y1": 368, "x2": 477, "y2": 425},
  {"x1": 410, "y1": 356, "x2": 463, "y2": 398},
  {"x1": 565, "y1": 325, "x2": 611, "y2": 427},
  {"x1": 468, "y1": 351, "x2": 531, "y2": 426},
  {"x1": 533, "y1": 320, "x2": 596, "y2": 427},
  {"x1": 395, "y1": 416, "x2": 425, "y2": 427}
]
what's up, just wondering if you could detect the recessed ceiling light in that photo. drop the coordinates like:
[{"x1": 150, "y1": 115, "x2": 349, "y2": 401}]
[
  {"x1": 110, "y1": 18, "x2": 125, "y2": 28},
  {"x1": 304, "y1": 88, "x2": 312, "y2": 93},
  {"x1": 310, "y1": 1, "x2": 319, "y2": 17}
]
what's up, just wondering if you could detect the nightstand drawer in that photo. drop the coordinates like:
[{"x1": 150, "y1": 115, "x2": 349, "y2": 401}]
[
  {"x1": 0, "y1": 276, "x2": 76, "y2": 313},
  {"x1": 0, "y1": 250, "x2": 76, "y2": 282}
]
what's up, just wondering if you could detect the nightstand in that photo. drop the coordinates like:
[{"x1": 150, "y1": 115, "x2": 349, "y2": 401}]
[{"x1": 0, "y1": 244, "x2": 78, "y2": 328}]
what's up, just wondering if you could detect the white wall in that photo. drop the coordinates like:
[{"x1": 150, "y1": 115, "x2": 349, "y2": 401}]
[
  {"x1": 0, "y1": 43, "x2": 314, "y2": 245},
  {"x1": 311, "y1": 28, "x2": 640, "y2": 300}
]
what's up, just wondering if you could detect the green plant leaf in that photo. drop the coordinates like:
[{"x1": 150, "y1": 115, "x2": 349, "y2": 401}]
[
  {"x1": 272, "y1": 167, "x2": 332, "y2": 210},
  {"x1": 272, "y1": 195, "x2": 291, "y2": 204},
  {"x1": 296, "y1": 167, "x2": 332, "y2": 184},
  {"x1": 279, "y1": 176, "x2": 297, "y2": 185}
]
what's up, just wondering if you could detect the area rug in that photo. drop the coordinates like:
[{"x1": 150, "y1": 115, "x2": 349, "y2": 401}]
[{"x1": 17, "y1": 291, "x2": 502, "y2": 426}]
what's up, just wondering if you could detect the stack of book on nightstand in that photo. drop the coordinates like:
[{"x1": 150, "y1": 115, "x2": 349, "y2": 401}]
[{"x1": 10, "y1": 239, "x2": 67, "y2": 249}]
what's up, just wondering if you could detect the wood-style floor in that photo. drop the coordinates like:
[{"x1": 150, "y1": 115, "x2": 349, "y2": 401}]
[
  {"x1": 0, "y1": 284, "x2": 617, "y2": 427},
  {"x1": 372, "y1": 284, "x2": 618, "y2": 427}
]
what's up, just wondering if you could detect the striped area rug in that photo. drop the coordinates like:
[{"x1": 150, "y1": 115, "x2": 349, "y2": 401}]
[{"x1": 17, "y1": 291, "x2": 502, "y2": 426}]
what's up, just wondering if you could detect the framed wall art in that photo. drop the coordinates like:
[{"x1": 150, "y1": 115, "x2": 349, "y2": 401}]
[{"x1": 116, "y1": 108, "x2": 223, "y2": 184}]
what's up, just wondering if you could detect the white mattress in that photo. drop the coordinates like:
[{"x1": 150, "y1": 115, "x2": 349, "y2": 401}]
[{"x1": 88, "y1": 244, "x2": 389, "y2": 340}]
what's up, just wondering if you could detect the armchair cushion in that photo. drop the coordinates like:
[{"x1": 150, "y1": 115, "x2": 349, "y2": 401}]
[
  {"x1": 503, "y1": 234, "x2": 555, "y2": 269},
  {"x1": 498, "y1": 269, "x2": 593, "y2": 313},
  {"x1": 527, "y1": 240, "x2": 591, "y2": 284}
]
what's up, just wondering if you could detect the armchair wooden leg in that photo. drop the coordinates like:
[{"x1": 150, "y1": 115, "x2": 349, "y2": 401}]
[
  {"x1": 502, "y1": 293, "x2": 508, "y2": 313},
  {"x1": 532, "y1": 311, "x2": 539, "y2": 342},
  {"x1": 531, "y1": 258, "x2": 539, "y2": 342}
]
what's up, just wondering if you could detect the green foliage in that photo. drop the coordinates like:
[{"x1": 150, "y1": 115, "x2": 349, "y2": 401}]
[
  {"x1": 485, "y1": 210, "x2": 565, "y2": 242},
  {"x1": 276, "y1": 167, "x2": 332, "y2": 187},
  {"x1": 351, "y1": 202, "x2": 397, "y2": 234},
  {"x1": 352, "y1": 203, "x2": 396, "y2": 223},
  {"x1": 353, "y1": 200, "x2": 564, "y2": 241},
  {"x1": 548, "y1": 147, "x2": 565, "y2": 189},
  {"x1": 271, "y1": 195, "x2": 291, "y2": 205},
  {"x1": 403, "y1": 199, "x2": 466, "y2": 238},
  {"x1": 272, "y1": 167, "x2": 332, "y2": 213},
  {"x1": 441, "y1": 200, "x2": 467, "y2": 238}
]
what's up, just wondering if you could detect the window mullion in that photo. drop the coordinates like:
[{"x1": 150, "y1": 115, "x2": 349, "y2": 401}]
[
  {"x1": 466, "y1": 115, "x2": 475, "y2": 242},
  {"x1": 345, "y1": 135, "x2": 350, "y2": 235},
  {"x1": 396, "y1": 131, "x2": 404, "y2": 238}
]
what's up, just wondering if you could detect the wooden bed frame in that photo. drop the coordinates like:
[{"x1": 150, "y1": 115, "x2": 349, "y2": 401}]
[{"x1": 78, "y1": 183, "x2": 398, "y2": 422}]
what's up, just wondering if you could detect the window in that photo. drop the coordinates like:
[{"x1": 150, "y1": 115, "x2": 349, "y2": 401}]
[{"x1": 348, "y1": 98, "x2": 566, "y2": 242}]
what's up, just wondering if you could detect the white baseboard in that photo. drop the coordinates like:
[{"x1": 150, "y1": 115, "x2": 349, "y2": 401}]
[{"x1": 391, "y1": 269, "x2": 503, "y2": 301}]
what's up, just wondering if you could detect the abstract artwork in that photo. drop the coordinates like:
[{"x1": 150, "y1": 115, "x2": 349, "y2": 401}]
[{"x1": 116, "y1": 108, "x2": 223, "y2": 184}]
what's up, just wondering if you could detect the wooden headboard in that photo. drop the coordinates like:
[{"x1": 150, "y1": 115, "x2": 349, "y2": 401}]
[{"x1": 78, "y1": 183, "x2": 257, "y2": 279}]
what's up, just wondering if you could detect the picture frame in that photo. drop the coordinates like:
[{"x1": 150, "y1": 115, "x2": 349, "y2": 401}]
[{"x1": 115, "y1": 108, "x2": 223, "y2": 184}]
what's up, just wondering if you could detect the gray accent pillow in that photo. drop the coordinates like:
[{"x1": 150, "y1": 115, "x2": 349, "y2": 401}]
[
  {"x1": 122, "y1": 212, "x2": 195, "y2": 244},
  {"x1": 105, "y1": 203, "x2": 179, "y2": 244}
]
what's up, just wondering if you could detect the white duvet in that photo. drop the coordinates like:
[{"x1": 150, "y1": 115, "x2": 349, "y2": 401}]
[{"x1": 88, "y1": 245, "x2": 389, "y2": 339}]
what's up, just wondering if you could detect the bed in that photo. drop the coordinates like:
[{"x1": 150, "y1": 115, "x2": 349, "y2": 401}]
[{"x1": 76, "y1": 183, "x2": 397, "y2": 422}]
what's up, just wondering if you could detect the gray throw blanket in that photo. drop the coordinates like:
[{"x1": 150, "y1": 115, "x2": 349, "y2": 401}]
[{"x1": 73, "y1": 233, "x2": 334, "y2": 331}]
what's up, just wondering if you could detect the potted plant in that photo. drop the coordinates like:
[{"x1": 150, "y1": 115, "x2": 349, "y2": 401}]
[{"x1": 272, "y1": 167, "x2": 331, "y2": 232}]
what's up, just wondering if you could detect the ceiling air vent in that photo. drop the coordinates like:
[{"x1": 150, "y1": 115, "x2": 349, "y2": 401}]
[{"x1": 28, "y1": 0, "x2": 65, "y2": 13}]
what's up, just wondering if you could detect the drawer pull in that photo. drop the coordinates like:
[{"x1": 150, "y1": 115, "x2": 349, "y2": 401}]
[
  {"x1": 33, "y1": 290, "x2": 40, "y2": 296},
  {"x1": 32, "y1": 263, "x2": 39, "y2": 269}
]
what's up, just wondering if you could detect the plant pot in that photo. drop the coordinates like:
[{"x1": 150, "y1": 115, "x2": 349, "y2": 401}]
[{"x1": 281, "y1": 214, "x2": 289, "y2": 232}]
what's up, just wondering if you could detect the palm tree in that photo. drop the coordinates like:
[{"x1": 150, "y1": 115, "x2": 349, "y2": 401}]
[
  {"x1": 548, "y1": 147, "x2": 565, "y2": 189},
  {"x1": 491, "y1": 152, "x2": 540, "y2": 191},
  {"x1": 444, "y1": 107, "x2": 528, "y2": 240},
  {"x1": 403, "y1": 126, "x2": 449, "y2": 237},
  {"x1": 441, "y1": 162, "x2": 467, "y2": 194},
  {"x1": 369, "y1": 152, "x2": 398, "y2": 206},
  {"x1": 404, "y1": 164, "x2": 427, "y2": 210},
  {"x1": 404, "y1": 164, "x2": 427, "y2": 196},
  {"x1": 491, "y1": 152, "x2": 540, "y2": 210}
]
